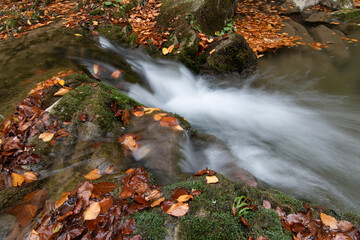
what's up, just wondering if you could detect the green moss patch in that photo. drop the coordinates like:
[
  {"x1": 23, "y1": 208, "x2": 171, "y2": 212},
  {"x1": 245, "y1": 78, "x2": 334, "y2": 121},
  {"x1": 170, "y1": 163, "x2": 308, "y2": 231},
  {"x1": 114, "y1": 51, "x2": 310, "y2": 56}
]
[{"x1": 132, "y1": 212, "x2": 167, "y2": 240}]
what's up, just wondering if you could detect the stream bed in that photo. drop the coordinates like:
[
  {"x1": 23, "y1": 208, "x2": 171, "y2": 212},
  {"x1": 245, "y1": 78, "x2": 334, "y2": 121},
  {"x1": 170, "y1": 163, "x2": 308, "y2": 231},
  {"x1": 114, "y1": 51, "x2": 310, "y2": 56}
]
[{"x1": 1, "y1": 29, "x2": 360, "y2": 218}]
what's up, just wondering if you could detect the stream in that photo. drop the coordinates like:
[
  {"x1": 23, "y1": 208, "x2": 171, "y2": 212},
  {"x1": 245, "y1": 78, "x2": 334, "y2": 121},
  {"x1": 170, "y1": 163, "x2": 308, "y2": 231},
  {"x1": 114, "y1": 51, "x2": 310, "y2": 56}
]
[{"x1": 1, "y1": 30, "x2": 360, "y2": 219}]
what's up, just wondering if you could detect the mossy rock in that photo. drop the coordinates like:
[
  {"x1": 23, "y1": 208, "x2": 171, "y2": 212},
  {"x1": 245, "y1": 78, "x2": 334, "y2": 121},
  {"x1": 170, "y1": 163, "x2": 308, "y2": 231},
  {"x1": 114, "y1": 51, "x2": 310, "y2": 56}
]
[
  {"x1": 327, "y1": 9, "x2": 360, "y2": 23},
  {"x1": 206, "y1": 33, "x2": 257, "y2": 73}
]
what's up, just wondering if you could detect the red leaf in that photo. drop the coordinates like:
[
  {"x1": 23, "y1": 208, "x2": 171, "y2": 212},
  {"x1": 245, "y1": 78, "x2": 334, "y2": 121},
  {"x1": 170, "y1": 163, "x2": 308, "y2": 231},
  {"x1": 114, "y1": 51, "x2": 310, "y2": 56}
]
[
  {"x1": 171, "y1": 188, "x2": 188, "y2": 201},
  {"x1": 92, "y1": 182, "x2": 116, "y2": 195}
]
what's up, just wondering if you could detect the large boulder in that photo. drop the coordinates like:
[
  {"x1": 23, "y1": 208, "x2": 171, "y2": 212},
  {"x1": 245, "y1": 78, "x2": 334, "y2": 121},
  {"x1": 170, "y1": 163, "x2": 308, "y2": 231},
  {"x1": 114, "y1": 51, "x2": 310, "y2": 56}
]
[
  {"x1": 206, "y1": 33, "x2": 257, "y2": 73},
  {"x1": 291, "y1": 0, "x2": 353, "y2": 10}
]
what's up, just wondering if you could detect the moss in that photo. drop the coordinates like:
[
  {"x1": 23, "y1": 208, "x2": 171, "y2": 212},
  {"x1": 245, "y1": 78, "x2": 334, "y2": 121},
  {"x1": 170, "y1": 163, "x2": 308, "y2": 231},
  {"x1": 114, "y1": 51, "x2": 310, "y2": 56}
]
[
  {"x1": 179, "y1": 213, "x2": 246, "y2": 240},
  {"x1": 246, "y1": 208, "x2": 292, "y2": 240},
  {"x1": 328, "y1": 9, "x2": 360, "y2": 23},
  {"x1": 132, "y1": 211, "x2": 166, "y2": 240},
  {"x1": 52, "y1": 82, "x2": 140, "y2": 132},
  {"x1": 97, "y1": 24, "x2": 131, "y2": 46},
  {"x1": 178, "y1": 40, "x2": 200, "y2": 73},
  {"x1": 90, "y1": 9, "x2": 105, "y2": 16}
]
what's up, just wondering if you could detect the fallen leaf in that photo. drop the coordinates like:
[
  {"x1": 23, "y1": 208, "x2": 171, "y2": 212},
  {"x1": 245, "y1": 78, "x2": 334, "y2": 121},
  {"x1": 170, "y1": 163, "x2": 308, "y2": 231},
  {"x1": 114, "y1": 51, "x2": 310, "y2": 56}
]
[
  {"x1": 159, "y1": 116, "x2": 179, "y2": 127},
  {"x1": 166, "y1": 202, "x2": 189, "y2": 217},
  {"x1": 133, "y1": 111, "x2": 144, "y2": 117},
  {"x1": 151, "y1": 197, "x2": 165, "y2": 207},
  {"x1": 111, "y1": 70, "x2": 122, "y2": 79},
  {"x1": 210, "y1": 49, "x2": 216, "y2": 55},
  {"x1": 206, "y1": 175, "x2": 219, "y2": 184},
  {"x1": 241, "y1": 217, "x2": 250, "y2": 229},
  {"x1": 320, "y1": 212, "x2": 338, "y2": 230},
  {"x1": 162, "y1": 47, "x2": 169, "y2": 55},
  {"x1": 74, "y1": 33, "x2": 82, "y2": 37},
  {"x1": 23, "y1": 172, "x2": 37, "y2": 183},
  {"x1": 84, "y1": 169, "x2": 102, "y2": 180},
  {"x1": 79, "y1": 113, "x2": 89, "y2": 122},
  {"x1": 262, "y1": 200, "x2": 271, "y2": 209},
  {"x1": 338, "y1": 220, "x2": 353, "y2": 231},
  {"x1": 39, "y1": 132, "x2": 55, "y2": 142},
  {"x1": 104, "y1": 165, "x2": 115, "y2": 175},
  {"x1": 92, "y1": 182, "x2": 116, "y2": 195},
  {"x1": 84, "y1": 202, "x2": 101, "y2": 220},
  {"x1": 56, "y1": 192, "x2": 70, "y2": 208},
  {"x1": 168, "y1": 45, "x2": 174, "y2": 53},
  {"x1": 121, "y1": 218, "x2": 136, "y2": 235},
  {"x1": 145, "y1": 189, "x2": 161, "y2": 201},
  {"x1": 99, "y1": 197, "x2": 113, "y2": 214},
  {"x1": 121, "y1": 135, "x2": 139, "y2": 151},
  {"x1": 154, "y1": 113, "x2": 167, "y2": 121},
  {"x1": 177, "y1": 195, "x2": 193, "y2": 202},
  {"x1": 144, "y1": 107, "x2": 161, "y2": 114},
  {"x1": 54, "y1": 88, "x2": 70, "y2": 96},
  {"x1": 93, "y1": 64, "x2": 100, "y2": 76},
  {"x1": 12, "y1": 173, "x2": 25, "y2": 187}
]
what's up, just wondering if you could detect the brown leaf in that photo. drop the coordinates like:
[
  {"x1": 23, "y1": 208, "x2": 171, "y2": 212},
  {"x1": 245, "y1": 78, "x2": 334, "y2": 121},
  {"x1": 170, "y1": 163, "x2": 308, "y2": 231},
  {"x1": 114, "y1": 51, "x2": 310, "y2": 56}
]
[
  {"x1": 39, "y1": 132, "x2": 55, "y2": 142},
  {"x1": 145, "y1": 189, "x2": 161, "y2": 201},
  {"x1": 232, "y1": 206, "x2": 237, "y2": 216},
  {"x1": 23, "y1": 172, "x2": 37, "y2": 183},
  {"x1": 92, "y1": 182, "x2": 116, "y2": 195},
  {"x1": 338, "y1": 220, "x2": 353, "y2": 231},
  {"x1": 194, "y1": 169, "x2": 207, "y2": 176},
  {"x1": 206, "y1": 175, "x2": 219, "y2": 184},
  {"x1": 190, "y1": 189, "x2": 202, "y2": 196},
  {"x1": 151, "y1": 197, "x2": 165, "y2": 207},
  {"x1": 54, "y1": 88, "x2": 70, "y2": 96},
  {"x1": 166, "y1": 202, "x2": 189, "y2": 217},
  {"x1": 84, "y1": 169, "x2": 102, "y2": 180},
  {"x1": 84, "y1": 202, "x2": 101, "y2": 220},
  {"x1": 122, "y1": 218, "x2": 136, "y2": 235},
  {"x1": 240, "y1": 217, "x2": 250, "y2": 229},
  {"x1": 104, "y1": 165, "x2": 115, "y2": 175},
  {"x1": 171, "y1": 188, "x2": 189, "y2": 201},
  {"x1": 12, "y1": 173, "x2": 25, "y2": 187},
  {"x1": 320, "y1": 212, "x2": 338, "y2": 230},
  {"x1": 99, "y1": 197, "x2": 113, "y2": 214},
  {"x1": 79, "y1": 113, "x2": 89, "y2": 122},
  {"x1": 262, "y1": 200, "x2": 271, "y2": 209}
]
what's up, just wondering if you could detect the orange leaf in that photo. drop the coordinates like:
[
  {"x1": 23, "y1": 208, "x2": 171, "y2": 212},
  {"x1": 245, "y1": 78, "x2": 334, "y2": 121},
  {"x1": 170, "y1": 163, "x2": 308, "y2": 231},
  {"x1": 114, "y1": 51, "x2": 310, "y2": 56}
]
[
  {"x1": 154, "y1": 113, "x2": 167, "y2": 121},
  {"x1": 23, "y1": 172, "x2": 37, "y2": 183},
  {"x1": 168, "y1": 45, "x2": 174, "y2": 53},
  {"x1": 84, "y1": 202, "x2": 101, "y2": 220},
  {"x1": 209, "y1": 49, "x2": 216, "y2": 55},
  {"x1": 338, "y1": 220, "x2": 353, "y2": 231},
  {"x1": 320, "y1": 212, "x2": 338, "y2": 229},
  {"x1": 206, "y1": 175, "x2": 219, "y2": 184},
  {"x1": 121, "y1": 135, "x2": 139, "y2": 151},
  {"x1": 84, "y1": 169, "x2": 102, "y2": 180},
  {"x1": 133, "y1": 111, "x2": 144, "y2": 117},
  {"x1": 171, "y1": 124, "x2": 184, "y2": 131},
  {"x1": 159, "y1": 116, "x2": 179, "y2": 127},
  {"x1": 151, "y1": 197, "x2": 165, "y2": 207},
  {"x1": 56, "y1": 192, "x2": 70, "y2": 208},
  {"x1": 54, "y1": 88, "x2": 70, "y2": 96},
  {"x1": 145, "y1": 189, "x2": 161, "y2": 201},
  {"x1": 39, "y1": 132, "x2": 55, "y2": 142},
  {"x1": 177, "y1": 194, "x2": 193, "y2": 202},
  {"x1": 12, "y1": 173, "x2": 25, "y2": 187},
  {"x1": 166, "y1": 202, "x2": 189, "y2": 217},
  {"x1": 93, "y1": 64, "x2": 100, "y2": 76},
  {"x1": 111, "y1": 70, "x2": 122, "y2": 79}
]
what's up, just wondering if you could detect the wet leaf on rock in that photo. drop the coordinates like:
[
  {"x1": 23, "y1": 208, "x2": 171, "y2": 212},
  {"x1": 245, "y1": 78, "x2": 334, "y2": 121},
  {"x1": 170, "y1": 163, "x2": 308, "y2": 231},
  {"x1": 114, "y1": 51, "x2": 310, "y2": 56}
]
[
  {"x1": 206, "y1": 175, "x2": 219, "y2": 184},
  {"x1": 320, "y1": 212, "x2": 338, "y2": 229},
  {"x1": 151, "y1": 197, "x2": 165, "y2": 207},
  {"x1": 11, "y1": 172, "x2": 25, "y2": 187},
  {"x1": 121, "y1": 218, "x2": 136, "y2": 235},
  {"x1": 165, "y1": 202, "x2": 189, "y2": 217},
  {"x1": 39, "y1": 132, "x2": 55, "y2": 142},
  {"x1": 84, "y1": 168, "x2": 102, "y2": 180}
]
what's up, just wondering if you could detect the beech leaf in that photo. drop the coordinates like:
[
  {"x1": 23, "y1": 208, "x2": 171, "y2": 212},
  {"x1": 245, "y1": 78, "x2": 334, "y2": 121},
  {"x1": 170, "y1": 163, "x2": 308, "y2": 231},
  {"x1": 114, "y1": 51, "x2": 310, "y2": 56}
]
[
  {"x1": 84, "y1": 202, "x2": 100, "y2": 220},
  {"x1": 320, "y1": 212, "x2": 338, "y2": 230},
  {"x1": 338, "y1": 220, "x2": 353, "y2": 231},
  {"x1": 177, "y1": 194, "x2": 193, "y2": 202},
  {"x1": 151, "y1": 197, "x2": 165, "y2": 207},
  {"x1": 111, "y1": 70, "x2": 122, "y2": 79},
  {"x1": 206, "y1": 175, "x2": 219, "y2": 184},
  {"x1": 23, "y1": 172, "x2": 37, "y2": 183},
  {"x1": 154, "y1": 113, "x2": 167, "y2": 121},
  {"x1": 166, "y1": 202, "x2": 189, "y2": 217},
  {"x1": 262, "y1": 200, "x2": 271, "y2": 209},
  {"x1": 12, "y1": 173, "x2": 25, "y2": 187},
  {"x1": 39, "y1": 132, "x2": 55, "y2": 142},
  {"x1": 54, "y1": 88, "x2": 70, "y2": 96},
  {"x1": 84, "y1": 169, "x2": 102, "y2": 180}
]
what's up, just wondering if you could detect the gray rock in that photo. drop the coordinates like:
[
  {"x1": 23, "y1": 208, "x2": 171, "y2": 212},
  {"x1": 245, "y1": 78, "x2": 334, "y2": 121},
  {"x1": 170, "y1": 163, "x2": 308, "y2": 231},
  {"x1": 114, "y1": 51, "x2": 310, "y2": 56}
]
[
  {"x1": 305, "y1": 11, "x2": 329, "y2": 22},
  {"x1": 291, "y1": 0, "x2": 353, "y2": 10},
  {"x1": 206, "y1": 33, "x2": 257, "y2": 73}
]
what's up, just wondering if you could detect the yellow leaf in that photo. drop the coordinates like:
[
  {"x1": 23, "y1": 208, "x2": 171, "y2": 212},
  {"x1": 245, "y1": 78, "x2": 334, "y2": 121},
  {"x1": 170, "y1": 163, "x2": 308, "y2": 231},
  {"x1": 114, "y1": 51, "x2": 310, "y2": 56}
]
[
  {"x1": 206, "y1": 175, "x2": 219, "y2": 184},
  {"x1": 84, "y1": 202, "x2": 101, "y2": 220},
  {"x1": 154, "y1": 113, "x2": 167, "y2": 121},
  {"x1": 93, "y1": 21, "x2": 98, "y2": 26},
  {"x1": 58, "y1": 79, "x2": 65, "y2": 86},
  {"x1": 320, "y1": 212, "x2": 338, "y2": 229},
  {"x1": 172, "y1": 124, "x2": 184, "y2": 131},
  {"x1": 74, "y1": 33, "x2": 82, "y2": 37},
  {"x1": 84, "y1": 169, "x2": 102, "y2": 180},
  {"x1": 162, "y1": 47, "x2": 169, "y2": 55},
  {"x1": 151, "y1": 197, "x2": 165, "y2": 207},
  {"x1": 23, "y1": 172, "x2": 37, "y2": 183},
  {"x1": 54, "y1": 88, "x2": 70, "y2": 96},
  {"x1": 93, "y1": 64, "x2": 100, "y2": 76},
  {"x1": 143, "y1": 107, "x2": 161, "y2": 114},
  {"x1": 39, "y1": 132, "x2": 55, "y2": 142},
  {"x1": 209, "y1": 49, "x2": 216, "y2": 55},
  {"x1": 111, "y1": 70, "x2": 122, "y2": 79},
  {"x1": 12, "y1": 173, "x2": 25, "y2": 187},
  {"x1": 177, "y1": 194, "x2": 193, "y2": 202}
]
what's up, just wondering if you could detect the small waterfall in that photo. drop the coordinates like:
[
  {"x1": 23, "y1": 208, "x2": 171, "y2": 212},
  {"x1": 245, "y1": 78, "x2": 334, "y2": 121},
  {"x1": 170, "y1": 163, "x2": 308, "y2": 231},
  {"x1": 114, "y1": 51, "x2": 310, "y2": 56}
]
[{"x1": 81, "y1": 37, "x2": 360, "y2": 213}]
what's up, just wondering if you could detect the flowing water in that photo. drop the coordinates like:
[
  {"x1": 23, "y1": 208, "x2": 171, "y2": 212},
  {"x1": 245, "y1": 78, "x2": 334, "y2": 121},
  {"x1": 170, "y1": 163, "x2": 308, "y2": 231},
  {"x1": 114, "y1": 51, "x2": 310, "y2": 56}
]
[
  {"x1": 91, "y1": 37, "x2": 360, "y2": 213},
  {"x1": 1, "y1": 31, "x2": 360, "y2": 217}
]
